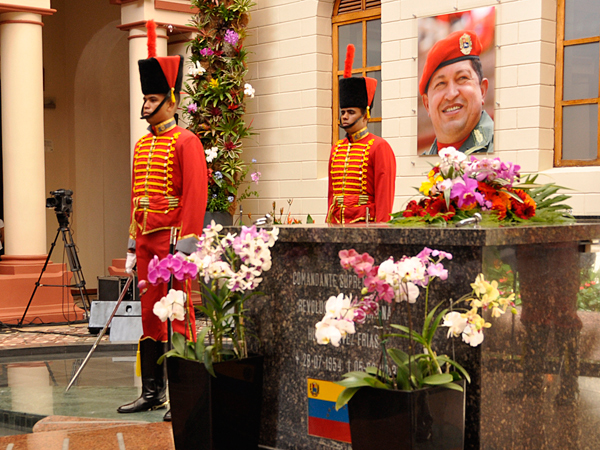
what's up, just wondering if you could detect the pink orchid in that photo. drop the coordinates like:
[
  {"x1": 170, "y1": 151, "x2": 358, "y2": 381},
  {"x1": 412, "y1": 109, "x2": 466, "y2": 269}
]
[
  {"x1": 353, "y1": 253, "x2": 374, "y2": 278},
  {"x1": 339, "y1": 249, "x2": 359, "y2": 270}
]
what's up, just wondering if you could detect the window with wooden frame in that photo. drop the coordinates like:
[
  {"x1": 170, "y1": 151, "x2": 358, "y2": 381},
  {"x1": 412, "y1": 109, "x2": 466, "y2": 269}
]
[
  {"x1": 332, "y1": 0, "x2": 382, "y2": 142},
  {"x1": 555, "y1": 0, "x2": 600, "y2": 166}
]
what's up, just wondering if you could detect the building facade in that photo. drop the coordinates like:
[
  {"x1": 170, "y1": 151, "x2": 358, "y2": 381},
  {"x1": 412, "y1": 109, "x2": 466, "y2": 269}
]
[{"x1": 0, "y1": 0, "x2": 598, "y2": 321}]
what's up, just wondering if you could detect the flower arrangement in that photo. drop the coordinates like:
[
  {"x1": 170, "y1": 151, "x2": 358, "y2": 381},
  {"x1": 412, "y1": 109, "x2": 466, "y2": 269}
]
[
  {"x1": 390, "y1": 147, "x2": 573, "y2": 225},
  {"x1": 315, "y1": 247, "x2": 515, "y2": 409},
  {"x1": 142, "y1": 222, "x2": 279, "y2": 375},
  {"x1": 185, "y1": 0, "x2": 258, "y2": 214}
]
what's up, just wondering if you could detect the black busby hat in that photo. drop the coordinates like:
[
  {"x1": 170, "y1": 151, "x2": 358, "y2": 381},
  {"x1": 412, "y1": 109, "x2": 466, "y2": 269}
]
[
  {"x1": 138, "y1": 20, "x2": 183, "y2": 102},
  {"x1": 339, "y1": 44, "x2": 377, "y2": 115}
]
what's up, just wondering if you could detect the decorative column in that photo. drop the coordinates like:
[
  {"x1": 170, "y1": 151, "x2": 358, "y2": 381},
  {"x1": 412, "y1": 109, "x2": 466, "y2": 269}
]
[
  {"x1": 0, "y1": 12, "x2": 47, "y2": 256},
  {"x1": 0, "y1": 8, "x2": 76, "y2": 324},
  {"x1": 126, "y1": 22, "x2": 168, "y2": 156}
]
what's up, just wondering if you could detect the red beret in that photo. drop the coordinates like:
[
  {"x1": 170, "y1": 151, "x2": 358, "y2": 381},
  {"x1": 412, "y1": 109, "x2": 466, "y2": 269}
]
[{"x1": 419, "y1": 30, "x2": 482, "y2": 96}]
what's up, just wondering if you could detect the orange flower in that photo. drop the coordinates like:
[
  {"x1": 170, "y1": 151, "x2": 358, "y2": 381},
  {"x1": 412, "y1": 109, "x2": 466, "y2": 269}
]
[{"x1": 511, "y1": 189, "x2": 536, "y2": 219}]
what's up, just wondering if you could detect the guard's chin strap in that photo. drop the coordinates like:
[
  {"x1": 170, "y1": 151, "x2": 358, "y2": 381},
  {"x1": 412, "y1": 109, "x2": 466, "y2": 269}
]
[
  {"x1": 140, "y1": 94, "x2": 170, "y2": 120},
  {"x1": 338, "y1": 112, "x2": 368, "y2": 130}
]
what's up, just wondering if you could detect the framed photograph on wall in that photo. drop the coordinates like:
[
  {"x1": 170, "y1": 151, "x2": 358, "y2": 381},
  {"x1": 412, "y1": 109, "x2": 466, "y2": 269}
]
[{"x1": 417, "y1": 7, "x2": 496, "y2": 156}]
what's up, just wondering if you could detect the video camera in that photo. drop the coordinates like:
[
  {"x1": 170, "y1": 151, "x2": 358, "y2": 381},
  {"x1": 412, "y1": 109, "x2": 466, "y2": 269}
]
[{"x1": 46, "y1": 189, "x2": 73, "y2": 215}]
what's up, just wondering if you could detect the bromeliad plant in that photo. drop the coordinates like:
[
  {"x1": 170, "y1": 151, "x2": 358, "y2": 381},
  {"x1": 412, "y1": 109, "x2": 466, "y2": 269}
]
[
  {"x1": 390, "y1": 147, "x2": 573, "y2": 225},
  {"x1": 185, "y1": 0, "x2": 258, "y2": 214},
  {"x1": 315, "y1": 248, "x2": 516, "y2": 409},
  {"x1": 143, "y1": 222, "x2": 279, "y2": 376}
]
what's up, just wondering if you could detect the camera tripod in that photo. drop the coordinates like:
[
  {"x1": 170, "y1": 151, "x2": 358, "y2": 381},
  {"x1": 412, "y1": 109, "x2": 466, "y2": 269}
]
[{"x1": 19, "y1": 212, "x2": 91, "y2": 325}]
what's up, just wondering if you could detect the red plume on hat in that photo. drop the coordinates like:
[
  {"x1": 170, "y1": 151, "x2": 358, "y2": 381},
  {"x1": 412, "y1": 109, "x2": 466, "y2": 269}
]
[
  {"x1": 344, "y1": 44, "x2": 355, "y2": 78},
  {"x1": 147, "y1": 19, "x2": 157, "y2": 58}
]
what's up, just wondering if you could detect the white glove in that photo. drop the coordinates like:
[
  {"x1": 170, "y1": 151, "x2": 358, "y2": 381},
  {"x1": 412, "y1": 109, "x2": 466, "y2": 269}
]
[{"x1": 125, "y1": 252, "x2": 137, "y2": 273}]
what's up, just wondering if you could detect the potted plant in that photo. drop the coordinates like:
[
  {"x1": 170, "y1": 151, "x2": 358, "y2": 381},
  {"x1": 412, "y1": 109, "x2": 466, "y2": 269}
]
[
  {"x1": 184, "y1": 0, "x2": 259, "y2": 221},
  {"x1": 141, "y1": 221, "x2": 279, "y2": 450},
  {"x1": 315, "y1": 247, "x2": 516, "y2": 449}
]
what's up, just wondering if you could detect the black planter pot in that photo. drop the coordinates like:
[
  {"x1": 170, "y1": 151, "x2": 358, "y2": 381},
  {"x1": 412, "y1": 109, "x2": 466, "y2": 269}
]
[
  {"x1": 348, "y1": 380, "x2": 465, "y2": 450},
  {"x1": 167, "y1": 355, "x2": 264, "y2": 450},
  {"x1": 203, "y1": 211, "x2": 233, "y2": 228}
]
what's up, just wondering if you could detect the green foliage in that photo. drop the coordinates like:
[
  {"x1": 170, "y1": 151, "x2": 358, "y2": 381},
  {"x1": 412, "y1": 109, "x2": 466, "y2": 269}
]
[
  {"x1": 186, "y1": 0, "x2": 258, "y2": 213},
  {"x1": 577, "y1": 266, "x2": 600, "y2": 312},
  {"x1": 515, "y1": 174, "x2": 575, "y2": 223}
]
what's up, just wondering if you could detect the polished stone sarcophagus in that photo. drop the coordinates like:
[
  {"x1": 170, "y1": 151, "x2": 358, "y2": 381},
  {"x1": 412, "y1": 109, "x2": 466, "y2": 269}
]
[{"x1": 246, "y1": 222, "x2": 600, "y2": 450}]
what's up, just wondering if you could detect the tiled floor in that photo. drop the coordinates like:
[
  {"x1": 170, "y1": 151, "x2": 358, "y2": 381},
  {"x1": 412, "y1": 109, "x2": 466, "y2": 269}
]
[{"x1": 0, "y1": 322, "x2": 176, "y2": 449}]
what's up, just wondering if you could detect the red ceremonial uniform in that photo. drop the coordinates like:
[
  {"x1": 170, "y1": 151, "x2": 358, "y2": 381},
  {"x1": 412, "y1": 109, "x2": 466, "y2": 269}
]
[
  {"x1": 327, "y1": 132, "x2": 396, "y2": 224},
  {"x1": 129, "y1": 118, "x2": 208, "y2": 341}
]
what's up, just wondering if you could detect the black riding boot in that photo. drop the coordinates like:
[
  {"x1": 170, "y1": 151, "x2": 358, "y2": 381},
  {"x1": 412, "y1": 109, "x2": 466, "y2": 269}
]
[{"x1": 117, "y1": 337, "x2": 168, "y2": 413}]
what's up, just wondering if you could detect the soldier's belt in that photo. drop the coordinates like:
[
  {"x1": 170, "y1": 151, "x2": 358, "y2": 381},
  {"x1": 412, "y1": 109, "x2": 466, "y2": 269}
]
[
  {"x1": 334, "y1": 194, "x2": 370, "y2": 206},
  {"x1": 134, "y1": 195, "x2": 179, "y2": 211}
]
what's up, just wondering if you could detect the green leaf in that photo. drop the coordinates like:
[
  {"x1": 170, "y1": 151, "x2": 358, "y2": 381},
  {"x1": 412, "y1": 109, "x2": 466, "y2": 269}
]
[
  {"x1": 337, "y1": 371, "x2": 389, "y2": 390},
  {"x1": 423, "y1": 373, "x2": 454, "y2": 386},
  {"x1": 157, "y1": 349, "x2": 180, "y2": 364},
  {"x1": 439, "y1": 382, "x2": 464, "y2": 392},
  {"x1": 436, "y1": 355, "x2": 471, "y2": 383},
  {"x1": 335, "y1": 387, "x2": 360, "y2": 411},
  {"x1": 172, "y1": 332, "x2": 187, "y2": 356},
  {"x1": 203, "y1": 345, "x2": 216, "y2": 377},
  {"x1": 194, "y1": 327, "x2": 210, "y2": 361},
  {"x1": 387, "y1": 348, "x2": 409, "y2": 367},
  {"x1": 425, "y1": 307, "x2": 448, "y2": 343}
]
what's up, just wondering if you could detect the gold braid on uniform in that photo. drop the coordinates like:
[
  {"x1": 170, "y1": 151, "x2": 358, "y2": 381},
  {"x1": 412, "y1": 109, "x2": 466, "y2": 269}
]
[
  {"x1": 129, "y1": 126, "x2": 181, "y2": 238},
  {"x1": 327, "y1": 137, "x2": 374, "y2": 223}
]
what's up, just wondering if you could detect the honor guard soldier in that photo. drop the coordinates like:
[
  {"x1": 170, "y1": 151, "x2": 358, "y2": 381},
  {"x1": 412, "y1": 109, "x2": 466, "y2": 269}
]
[
  {"x1": 118, "y1": 20, "x2": 208, "y2": 418},
  {"x1": 420, "y1": 30, "x2": 493, "y2": 155},
  {"x1": 327, "y1": 44, "x2": 396, "y2": 224}
]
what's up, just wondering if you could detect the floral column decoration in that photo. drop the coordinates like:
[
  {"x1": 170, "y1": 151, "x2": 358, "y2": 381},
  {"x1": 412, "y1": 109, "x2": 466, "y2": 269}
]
[{"x1": 185, "y1": 0, "x2": 259, "y2": 214}]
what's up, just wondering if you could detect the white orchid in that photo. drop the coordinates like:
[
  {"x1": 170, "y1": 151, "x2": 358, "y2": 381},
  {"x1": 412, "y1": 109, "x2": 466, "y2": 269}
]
[
  {"x1": 153, "y1": 289, "x2": 186, "y2": 322},
  {"x1": 188, "y1": 60, "x2": 206, "y2": 77},
  {"x1": 315, "y1": 318, "x2": 343, "y2": 347},
  {"x1": 205, "y1": 147, "x2": 218, "y2": 163},
  {"x1": 461, "y1": 324, "x2": 484, "y2": 347},
  {"x1": 442, "y1": 311, "x2": 468, "y2": 338},
  {"x1": 396, "y1": 281, "x2": 420, "y2": 303},
  {"x1": 325, "y1": 293, "x2": 353, "y2": 319},
  {"x1": 243, "y1": 83, "x2": 255, "y2": 98}
]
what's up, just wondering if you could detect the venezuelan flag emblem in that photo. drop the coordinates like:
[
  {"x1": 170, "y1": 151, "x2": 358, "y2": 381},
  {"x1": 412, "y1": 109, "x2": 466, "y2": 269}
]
[{"x1": 307, "y1": 378, "x2": 351, "y2": 443}]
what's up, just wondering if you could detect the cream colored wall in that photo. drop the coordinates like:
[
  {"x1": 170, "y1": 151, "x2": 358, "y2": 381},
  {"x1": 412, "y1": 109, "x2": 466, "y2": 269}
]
[
  {"x1": 243, "y1": 0, "x2": 600, "y2": 221},
  {"x1": 242, "y1": 0, "x2": 335, "y2": 224},
  {"x1": 43, "y1": 0, "x2": 130, "y2": 288}
]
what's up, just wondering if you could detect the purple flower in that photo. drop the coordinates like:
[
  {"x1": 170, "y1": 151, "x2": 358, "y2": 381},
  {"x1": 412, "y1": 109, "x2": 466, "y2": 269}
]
[
  {"x1": 173, "y1": 259, "x2": 199, "y2": 281},
  {"x1": 147, "y1": 253, "x2": 198, "y2": 285},
  {"x1": 147, "y1": 255, "x2": 171, "y2": 285},
  {"x1": 450, "y1": 176, "x2": 483, "y2": 209},
  {"x1": 251, "y1": 171, "x2": 261, "y2": 184},
  {"x1": 187, "y1": 103, "x2": 198, "y2": 114},
  {"x1": 224, "y1": 29, "x2": 239, "y2": 46},
  {"x1": 200, "y1": 47, "x2": 214, "y2": 57}
]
